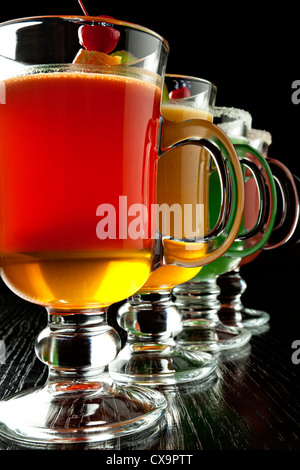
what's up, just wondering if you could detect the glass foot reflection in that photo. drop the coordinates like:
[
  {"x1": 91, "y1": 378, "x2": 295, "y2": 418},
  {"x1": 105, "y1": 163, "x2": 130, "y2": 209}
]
[
  {"x1": 109, "y1": 292, "x2": 217, "y2": 386},
  {"x1": 173, "y1": 279, "x2": 252, "y2": 352}
]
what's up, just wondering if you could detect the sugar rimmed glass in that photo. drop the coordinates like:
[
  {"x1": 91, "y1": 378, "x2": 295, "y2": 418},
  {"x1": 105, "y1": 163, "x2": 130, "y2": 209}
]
[
  {"x1": 217, "y1": 127, "x2": 300, "y2": 329},
  {"x1": 173, "y1": 107, "x2": 278, "y2": 351}
]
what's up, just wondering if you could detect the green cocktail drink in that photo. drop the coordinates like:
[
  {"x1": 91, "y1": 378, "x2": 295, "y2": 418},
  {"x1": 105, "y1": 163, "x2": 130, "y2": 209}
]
[
  {"x1": 174, "y1": 107, "x2": 277, "y2": 352},
  {"x1": 191, "y1": 134, "x2": 248, "y2": 281}
]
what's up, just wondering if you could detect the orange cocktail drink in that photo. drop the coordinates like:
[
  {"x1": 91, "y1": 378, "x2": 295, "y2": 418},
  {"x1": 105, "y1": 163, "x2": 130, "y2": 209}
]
[
  {"x1": 0, "y1": 68, "x2": 161, "y2": 309},
  {"x1": 139, "y1": 102, "x2": 213, "y2": 292},
  {"x1": 0, "y1": 13, "x2": 172, "y2": 445}
]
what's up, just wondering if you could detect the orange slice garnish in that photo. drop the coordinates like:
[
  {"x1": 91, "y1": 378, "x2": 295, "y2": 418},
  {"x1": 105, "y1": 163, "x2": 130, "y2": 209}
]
[{"x1": 73, "y1": 49, "x2": 121, "y2": 66}]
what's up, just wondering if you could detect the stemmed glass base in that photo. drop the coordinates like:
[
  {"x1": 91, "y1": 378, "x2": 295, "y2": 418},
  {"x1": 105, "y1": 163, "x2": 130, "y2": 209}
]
[
  {"x1": 173, "y1": 279, "x2": 252, "y2": 352},
  {"x1": 0, "y1": 309, "x2": 166, "y2": 447},
  {"x1": 219, "y1": 306, "x2": 270, "y2": 329},
  {"x1": 109, "y1": 292, "x2": 217, "y2": 386},
  {"x1": 217, "y1": 269, "x2": 270, "y2": 329}
]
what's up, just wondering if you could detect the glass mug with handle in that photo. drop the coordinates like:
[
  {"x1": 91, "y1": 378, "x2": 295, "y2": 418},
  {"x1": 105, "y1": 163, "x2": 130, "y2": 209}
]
[
  {"x1": 0, "y1": 17, "x2": 244, "y2": 446},
  {"x1": 217, "y1": 127, "x2": 300, "y2": 329},
  {"x1": 109, "y1": 78, "x2": 272, "y2": 386},
  {"x1": 173, "y1": 107, "x2": 278, "y2": 352}
]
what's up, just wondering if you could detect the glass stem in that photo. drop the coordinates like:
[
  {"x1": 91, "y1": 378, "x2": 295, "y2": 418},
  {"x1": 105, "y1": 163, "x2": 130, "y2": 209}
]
[
  {"x1": 216, "y1": 268, "x2": 246, "y2": 325},
  {"x1": 35, "y1": 308, "x2": 122, "y2": 385},
  {"x1": 173, "y1": 279, "x2": 221, "y2": 322},
  {"x1": 117, "y1": 291, "x2": 182, "y2": 343}
]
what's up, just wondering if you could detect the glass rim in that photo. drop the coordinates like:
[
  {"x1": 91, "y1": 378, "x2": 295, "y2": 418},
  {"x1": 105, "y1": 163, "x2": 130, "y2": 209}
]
[
  {"x1": 248, "y1": 128, "x2": 272, "y2": 145},
  {"x1": 0, "y1": 15, "x2": 170, "y2": 53},
  {"x1": 165, "y1": 73, "x2": 217, "y2": 94},
  {"x1": 214, "y1": 106, "x2": 252, "y2": 122}
]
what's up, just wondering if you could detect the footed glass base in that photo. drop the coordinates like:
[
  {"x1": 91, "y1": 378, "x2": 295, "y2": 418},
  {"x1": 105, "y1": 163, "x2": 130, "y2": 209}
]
[
  {"x1": 109, "y1": 341, "x2": 217, "y2": 386},
  {"x1": 0, "y1": 374, "x2": 166, "y2": 447},
  {"x1": 173, "y1": 279, "x2": 252, "y2": 353},
  {"x1": 217, "y1": 269, "x2": 270, "y2": 330},
  {"x1": 0, "y1": 309, "x2": 167, "y2": 448},
  {"x1": 175, "y1": 318, "x2": 252, "y2": 352},
  {"x1": 110, "y1": 292, "x2": 217, "y2": 386},
  {"x1": 233, "y1": 307, "x2": 270, "y2": 328}
]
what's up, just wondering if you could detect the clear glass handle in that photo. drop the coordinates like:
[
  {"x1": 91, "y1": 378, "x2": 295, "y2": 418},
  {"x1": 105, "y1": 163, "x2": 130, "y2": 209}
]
[
  {"x1": 159, "y1": 118, "x2": 245, "y2": 267},
  {"x1": 263, "y1": 158, "x2": 300, "y2": 249},
  {"x1": 225, "y1": 143, "x2": 277, "y2": 257}
]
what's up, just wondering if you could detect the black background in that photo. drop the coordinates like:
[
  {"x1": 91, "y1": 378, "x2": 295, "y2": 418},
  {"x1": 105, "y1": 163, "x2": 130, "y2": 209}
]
[
  {"x1": 0, "y1": 2, "x2": 299, "y2": 458},
  {"x1": 0, "y1": 1, "x2": 299, "y2": 332}
]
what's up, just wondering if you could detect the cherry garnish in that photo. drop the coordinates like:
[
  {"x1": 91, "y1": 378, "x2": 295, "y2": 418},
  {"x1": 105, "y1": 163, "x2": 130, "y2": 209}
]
[
  {"x1": 169, "y1": 86, "x2": 191, "y2": 99},
  {"x1": 79, "y1": 23, "x2": 120, "y2": 53},
  {"x1": 77, "y1": 1, "x2": 120, "y2": 54}
]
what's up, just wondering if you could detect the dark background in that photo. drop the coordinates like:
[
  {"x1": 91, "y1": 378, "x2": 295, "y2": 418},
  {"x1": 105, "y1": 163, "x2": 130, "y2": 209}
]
[{"x1": 0, "y1": 1, "x2": 299, "y2": 336}]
